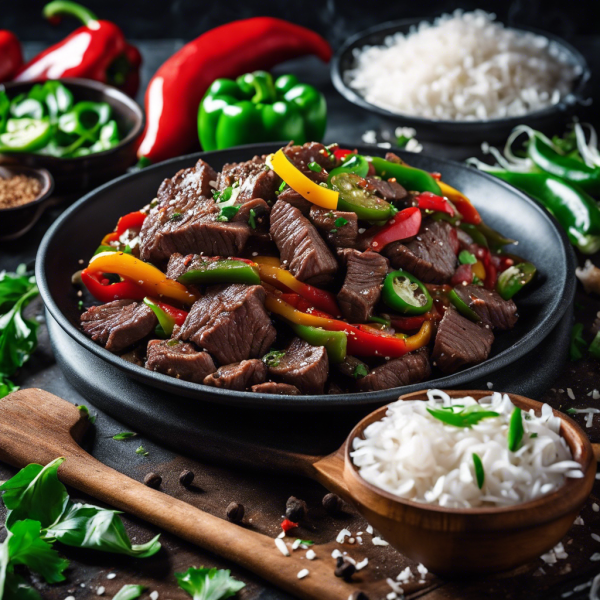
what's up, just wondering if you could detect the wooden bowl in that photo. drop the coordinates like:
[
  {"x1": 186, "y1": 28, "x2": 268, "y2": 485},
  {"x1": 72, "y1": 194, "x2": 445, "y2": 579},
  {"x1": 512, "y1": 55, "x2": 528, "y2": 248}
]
[{"x1": 343, "y1": 390, "x2": 596, "y2": 576}]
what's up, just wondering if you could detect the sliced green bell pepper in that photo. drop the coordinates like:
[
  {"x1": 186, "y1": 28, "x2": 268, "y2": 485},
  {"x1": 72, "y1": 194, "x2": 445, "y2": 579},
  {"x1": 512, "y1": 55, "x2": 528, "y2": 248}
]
[
  {"x1": 330, "y1": 172, "x2": 393, "y2": 221},
  {"x1": 328, "y1": 154, "x2": 369, "y2": 183},
  {"x1": 198, "y1": 71, "x2": 327, "y2": 151},
  {"x1": 448, "y1": 289, "x2": 481, "y2": 322},
  {"x1": 291, "y1": 323, "x2": 347, "y2": 363},
  {"x1": 144, "y1": 297, "x2": 176, "y2": 337},
  {"x1": 496, "y1": 262, "x2": 536, "y2": 300},
  {"x1": 176, "y1": 258, "x2": 260, "y2": 285},
  {"x1": 382, "y1": 270, "x2": 433, "y2": 315},
  {"x1": 370, "y1": 156, "x2": 442, "y2": 194},
  {"x1": 0, "y1": 118, "x2": 52, "y2": 153}
]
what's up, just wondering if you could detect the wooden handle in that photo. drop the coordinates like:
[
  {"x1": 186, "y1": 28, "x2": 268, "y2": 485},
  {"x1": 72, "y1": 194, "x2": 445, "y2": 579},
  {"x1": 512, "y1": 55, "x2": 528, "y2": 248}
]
[
  {"x1": 594, "y1": 443, "x2": 600, "y2": 462},
  {"x1": 0, "y1": 390, "x2": 361, "y2": 600}
]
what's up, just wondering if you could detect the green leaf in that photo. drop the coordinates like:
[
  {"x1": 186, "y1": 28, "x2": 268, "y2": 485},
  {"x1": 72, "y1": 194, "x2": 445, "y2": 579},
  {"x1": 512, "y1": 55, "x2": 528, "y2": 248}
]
[
  {"x1": 78, "y1": 404, "x2": 97, "y2": 424},
  {"x1": 458, "y1": 250, "x2": 477, "y2": 265},
  {"x1": 427, "y1": 404, "x2": 500, "y2": 428},
  {"x1": 175, "y1": 567, "x2": 245, "y2": 600},
  {"x1": 44, "y1": 502, "x2": 161, "y2": 558},
  {"x1": 135, "y1": 446, "x2": 149, "y2": 457},
  {"x1": 112, "y1": 584, "x2": 145, "y2": 600},
  {"x1": 0, "y1": 458, "x2": 68, "y2": 531},
  {"x1": 508, "y1": 407, "x2": 524, "y2": 452},
  {"x1": 589, "y1": 330, "x2": 600, "y2": 360},
  {"x1": 569, "y1": 323, "x2": 587, "y2": 361},
  {"x1": 113, "y1": 432, "x2": 137, "y2": 441},
  {"x1": 472, "y1": 453, "x2": 484, "y2": 489},
  {"x1": 0, "y1": 268, "x2": 37, "y2": 313},
  {"x1": 2, "y1": 572, "x2": 43, "y2": 600},
  {"x1": 0, "y1": 376, "x2": 18, "y2": 399}
]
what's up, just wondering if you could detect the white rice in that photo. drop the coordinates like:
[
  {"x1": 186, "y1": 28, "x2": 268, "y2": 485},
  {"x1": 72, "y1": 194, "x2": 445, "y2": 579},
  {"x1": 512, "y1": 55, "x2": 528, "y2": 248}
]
[
  {"x1": 350, "y1": 390, "x2": 583, "y2": 508},
  {"x1": 346, "y1": 10, "x2": 580, "y2": 121}
]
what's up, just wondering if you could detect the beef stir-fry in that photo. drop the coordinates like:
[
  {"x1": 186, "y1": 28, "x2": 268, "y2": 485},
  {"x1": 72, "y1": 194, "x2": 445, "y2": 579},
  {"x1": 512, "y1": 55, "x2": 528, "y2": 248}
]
[{"x1": 79, "y1": 142, "x2": 536, "y2": 395}]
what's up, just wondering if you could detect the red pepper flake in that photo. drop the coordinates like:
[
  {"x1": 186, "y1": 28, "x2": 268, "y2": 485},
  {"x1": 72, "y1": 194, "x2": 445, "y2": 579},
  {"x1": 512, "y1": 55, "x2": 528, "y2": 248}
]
[{"x1": 281, "y1": 518, "x2": 299, "y2": 533}]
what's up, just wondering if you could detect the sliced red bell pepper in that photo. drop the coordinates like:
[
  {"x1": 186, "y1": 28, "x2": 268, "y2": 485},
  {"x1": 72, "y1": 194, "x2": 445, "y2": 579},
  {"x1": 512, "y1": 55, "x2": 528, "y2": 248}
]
[
  {"x1": 156, "y1": 301, "x2": 188, "y2": 327},
  {"x1": 416, "y1": 192, "x2": 455, "y2": 217},
  {"x1": 369, "y1": 207, "x2": 422, "y2": 251},
  {"x1": 390, "y1": 310, "x2": 440, "y2": 332},
  {"x1": 474, "y1": 246, "x2": 498, "y2": 289},
  {"x1": 437, "y1": 181, "x2": 482, "y2": 225},
  {"x1": 333, "y1": 148, "x2": 353, "y2": 161},
  {"x1": 102, "y1": 210, "x2": 147, "y2": 245},
  {"x1": 81, "y1": 269, "x2": 146, "y2": 302}
]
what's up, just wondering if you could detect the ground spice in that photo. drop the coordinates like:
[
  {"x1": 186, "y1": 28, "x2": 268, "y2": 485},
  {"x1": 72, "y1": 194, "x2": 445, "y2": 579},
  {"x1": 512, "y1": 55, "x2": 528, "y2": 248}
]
[{"x1": 0, "y1": 175, "x2": 42, "y2": 209}]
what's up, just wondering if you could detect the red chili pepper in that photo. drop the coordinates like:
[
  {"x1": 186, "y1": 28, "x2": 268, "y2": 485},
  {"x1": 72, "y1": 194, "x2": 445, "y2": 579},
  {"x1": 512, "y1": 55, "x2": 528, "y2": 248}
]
[
  {"x1": 281, "y1": 519, "x2": 298, "y2": 533},
  {"x1": 156, "y1": 301, "x2": 188, "y2": 326},
  {"x1": 279, "y1": 293, "x2": 334, "y2": 318},
  {"x1": 333, "y1": 148, "x2": 353, "y2": 161},
  {"x1": 0, "y1": 30, "x2": 23, "y2": 82},
  {"x1": 416, "y1": 192, "x2": 455, "y2": 217},
  {"x1": 390, "y1": 310, "x2": 440, "y2": 332},
  {"x1": 430, "y1": 172, "x2": 442, "y2": 181},
  {"x1": 102, "y1": 210, "x2": 147, "y2": 244},
  {"x1": 482, "y1": 249, "x2": 498, "y2": 290},
  {"x1": 451, "y1": 264, "x2": 474, "y2": 286},
  {"x1": 81, "y1": 269, "x2": 146, "y2": 303},
  {"x1": 370, "y1": 207, "x2": 422, "y2": 251},
  {"x1": 137, "y1": 18, "x2": 331, "y2": 164},
  {"x1": 16, "y1": 1, "x2": 142, "y2": 97}
]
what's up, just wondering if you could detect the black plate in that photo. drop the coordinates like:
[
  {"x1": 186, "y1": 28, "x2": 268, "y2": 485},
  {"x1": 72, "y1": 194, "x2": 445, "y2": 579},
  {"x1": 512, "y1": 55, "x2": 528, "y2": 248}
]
[
  {"x1": 37, "y1": 143, "x2": 576, "y2": 410},
  {"x1": 331, "y1": 19, "x2": 590, "y2": 143}
]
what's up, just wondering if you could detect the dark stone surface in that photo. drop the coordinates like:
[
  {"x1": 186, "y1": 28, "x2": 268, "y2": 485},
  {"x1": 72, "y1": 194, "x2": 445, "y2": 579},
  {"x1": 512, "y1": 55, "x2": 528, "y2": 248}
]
[{"x1": 0, "y1": 39, "x2": 599, "y2": 599}]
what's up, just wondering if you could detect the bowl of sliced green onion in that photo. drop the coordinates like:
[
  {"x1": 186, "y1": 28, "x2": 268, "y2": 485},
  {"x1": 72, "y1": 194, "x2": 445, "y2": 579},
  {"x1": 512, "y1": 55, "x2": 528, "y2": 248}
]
[{"x1": 0, "y1": 78, "x2": 144, "y2": 192}]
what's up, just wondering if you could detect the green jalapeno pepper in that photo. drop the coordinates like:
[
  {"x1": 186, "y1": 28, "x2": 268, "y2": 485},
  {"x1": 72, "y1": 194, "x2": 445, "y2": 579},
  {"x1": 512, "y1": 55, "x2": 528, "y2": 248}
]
[
  {"x1": 448, "y1": 289, "x2": 481, "y2": 322},
  {"x1": 328, "y1": 154, "x2": 369, "y2": 183},
  {"x1": 290, "y1": 323, "x2": 347, "y2": 363},
  {"x1": 496, "y1": 262, "x2": 536, "y2": 300},
  {"x1": 330, "y1": 172, "x2": 394, "y2": 221},
  {"x1": 369, "y1": 156, "x2": 442, "y2": 194},
  {"x1": 382, "y1": 270, "x2": 433, "y2": 315},
  {"x1": 176, "y1": 258, "x2": 260, "y2": 286}
]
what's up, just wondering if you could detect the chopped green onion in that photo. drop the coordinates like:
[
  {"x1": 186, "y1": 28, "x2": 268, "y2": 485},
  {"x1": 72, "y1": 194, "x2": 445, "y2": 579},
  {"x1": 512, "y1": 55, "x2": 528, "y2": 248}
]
[
  {"x1": 248, "y1": 208, "x2": 257, "y2": 229},
  {"x1": 530, "y1": 433, "x2": 538, "y2": 438},
  {"x1": 170, "y1": 212, "x2": 183, "y2": 222},
  {"x1": 217, "y1": 205, "x2": 239, "y2": 222},
  {"x1": 566, "y1": 408, "x2": 577, "y2": 415},
  {"x1": 308, "y1": 161, "x2": 322, "y2": 173},
  {"x1": 278, "y1": 181, "x2": 287, "y2": 193},
  {"x1": 427, "y1": 404, "x2": 499, "y2": 428},
  {"x1": 334, "y1": 217, "x2": 349, "y2": 227},
  {"x1": 472, "y1": 453, "x2": 484, "y2": 489},
  {"x1": 262, "y1": 349, "x2": 286, "y2": 368},
  {"x1": 507, "y1": 407, "x2": 524, "y2": 451},
  {"x1": 113, "y1": 432, "x2": 137, "y2": 441},
  {"x1": 353, "y1": 364, "x2": 368, "y2": 379},
  {"x1": 458, "y1": 250, "x2": 477, "y2": 265},
  {"x1": 136, "y1": 445, "x2": 149, "y2": 457}
]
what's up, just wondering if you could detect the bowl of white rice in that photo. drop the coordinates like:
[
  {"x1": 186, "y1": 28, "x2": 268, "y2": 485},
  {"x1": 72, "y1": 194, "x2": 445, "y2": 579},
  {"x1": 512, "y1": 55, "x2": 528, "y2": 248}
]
[
  {"x1": 332, "y1": 11, "x2": 589, "y2": 143},
  {"x1": 344, "y1": 389, "x2": 595, "y2": 575}
]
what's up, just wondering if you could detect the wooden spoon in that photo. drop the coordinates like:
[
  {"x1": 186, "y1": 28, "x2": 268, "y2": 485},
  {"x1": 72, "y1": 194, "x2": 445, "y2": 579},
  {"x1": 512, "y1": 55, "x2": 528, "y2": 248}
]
[{"x1": 0, "y1": 389, "x2": 596, "y2": 581}]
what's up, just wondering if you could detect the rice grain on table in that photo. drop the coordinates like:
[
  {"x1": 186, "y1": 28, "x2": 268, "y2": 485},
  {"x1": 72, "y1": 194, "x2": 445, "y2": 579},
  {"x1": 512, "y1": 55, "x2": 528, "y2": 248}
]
[{"x1": 346, "y1": 10, "x2": 580, "y2": 121}]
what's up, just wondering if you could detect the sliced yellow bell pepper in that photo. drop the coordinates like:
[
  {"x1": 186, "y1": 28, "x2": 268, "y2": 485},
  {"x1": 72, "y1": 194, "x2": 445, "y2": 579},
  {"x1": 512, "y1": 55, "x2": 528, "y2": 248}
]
[
  {"x1": 254, "y1": 255, "x2": 281, "y2": 267},
  {"x1": 88, "y1": 252, "x2": 198, "y2": 306},
  {"x1": 270, "y1": 149, "x2": 338, "y2": 210},
  {"x1": 472, "y1": 260, "x2": 486, "y2": 281},
  {"x1": 437, "y1": 180, "x2": 482, "y2": 225}
]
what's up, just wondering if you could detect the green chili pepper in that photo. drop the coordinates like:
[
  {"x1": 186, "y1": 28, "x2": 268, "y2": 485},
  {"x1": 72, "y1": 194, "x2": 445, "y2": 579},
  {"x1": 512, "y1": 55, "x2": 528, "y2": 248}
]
[
  {"x1": 496, "y1": 262, "x2": 536, "y2": 300},
  {"x1": 198, "y1": 71, "x2": 327, "y2": 151},
  {"x1": 290, "y1": 323, "x2": 347, "y2": 363},
  {"x1": 527, "y1": 130, "x2": 600, "y2": 195},
  {"x1": 382, "y1": 270, "x2": 433, "y2": 315},
  {"x1": 328, "y1": 154, "x2": 369, "y2": 183},
  {"x1": 459, "y1": 223, "x2": 488, "y2": 248},
  {"x1": 448, "y1": 289, "x2": 481, "y2": 322},
  {"x1": 475, "y1": 221, "x2": 516, "y2": 252},
  {"x1": 484, "y1": 171, "x2": 600, "y2": 254},
  {"x1": 368, "y1": 315, "x2": 391, "y2": 327},
  {"x1": 370, "y1": 156, "x2": 442, "y2": 194},
  {"x1": 143, "y1": 297, "x2": 176, "y2": 337},
  {"x1": 330, "y1": 172, "x2": 393, "y2": 221},
  {"x1": 176, "y1": 258, "x2": 260, "y2": 285},
  {"x1": 0, "y1": 118, "x2": 52, "y2": 153}
]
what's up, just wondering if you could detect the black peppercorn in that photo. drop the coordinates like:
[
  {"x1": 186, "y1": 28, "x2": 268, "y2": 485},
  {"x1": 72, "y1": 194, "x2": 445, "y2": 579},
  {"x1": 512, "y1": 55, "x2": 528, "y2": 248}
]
[
  {"x1": 334, "y1": 556, "x2": 356, "y2": 580},
  {"x1": 226, "y1": 502, "x2": 245, "y2": 523},
  {"x1": 143, "y1": 472, "x2": 162, "y2": 489},
  {"x1": 179, "y1": 469, "x2": 194, "y2": 487},
  {"x1": 285, "y1": 496, "x2": 307, "y2": 522},
  {"x1": 322, "y1": 492, "x2": 344, "y2": 515},
  {"x1": 349, "y1": 592, "x2": 369, "y2": 600}
]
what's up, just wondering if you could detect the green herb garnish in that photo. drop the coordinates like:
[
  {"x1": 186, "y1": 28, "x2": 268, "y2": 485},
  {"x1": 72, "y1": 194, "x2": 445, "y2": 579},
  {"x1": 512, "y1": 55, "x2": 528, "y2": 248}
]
[
  {"x1": 297, "y1": 539, "x2": 314, "y2": 545},
  {"x1": 278, "y1": 181, "x2": 287, "y2": 193},
  {"x1": 508, "y1": 407, "x2": 524, "y2": 451},
  {"x1": 77, "y1": 404, "x2": 96, "y2": 423},
  {"x1": 170, "y1": 212, "x2": 183, "y2": 222},
  {"x1": 530, "y1": 433, "x2": 538, "y2": 438},
  {"x1": 216, "y1": 205, "x2": 239, "y2": 222},
  {"x1": 175, "y1": 567, "x2": 245, "y2": 600},
  {"x1": 589, "y1": 331, "x2": 600, "y2": 360},
  {"x1": 472, "y1": 453, "x2": 484, "y2": 489},
  {"x1": 353, "y1": 364, "x2": 369, "y2": 379},
  {"x1": 136, "y1": 445, "x2": 149, "y2": 457},
  {"x1": 426, "y1": 404, "x2": 500, "y2": 428},
  {"x1": 334, "y1": 217, "x2": 349, "y2": 228},
  {"x1": 77, "y1": 299, "x2": 84, "y2": 310},
  {"x1": 218, "y1": 187, "x2": 233, "y2": 203},
  {"x1": 566, "y1": 408, "x2": 577, "y2": 415},
  {"x1": 248, "y1": 208, "x2": 257, "y2": 229},
  {"x1": 112, "y1": 585, "x2": 146, "y2": 600},
  {"x1": 307, "y1": 161, "x2": 322, "y2": 173},
  {"x1": 262, "y1": 349, "x2": 285, "y2": 368},
  {"x1": 458, "y1": 250, "x2": 477, "y2": 265},
  {"x1": 570, "y1": 323, "x2": 586, "y2": 361},
  {"x1": 472, "y1": 275, "x2": 484, "y2": 286},
  {"x1": 113, "y1": 432, "x2": 137, "y2": 441}
]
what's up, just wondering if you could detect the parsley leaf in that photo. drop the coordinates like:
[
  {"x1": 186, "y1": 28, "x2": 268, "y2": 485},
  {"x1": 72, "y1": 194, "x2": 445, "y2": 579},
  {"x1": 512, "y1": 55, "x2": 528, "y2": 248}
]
[
  {"x1": 334, "y1": 217, "x2": 348, "y2": 228},
  {"x1": 217, "y1": 205, "x2": 239, "y2": 222},
  {"x1": 113, "y1": 432, "x2": 137, "y2": 440},
  {"x1": 175, "y1": 567, "x2": 245, "y2": 600},
  {"x1": 262, "y1": 350, "x2": 285, "y2": 368},
  {"x1": 570, "y1": 323, "x2": 586, "y2": 361},
  {"x1": 427, "y1": 404, "x2": 500, "y2": 428},
  {"x1": 112, "y1": 585, "x2": 146, "y2": 600}
]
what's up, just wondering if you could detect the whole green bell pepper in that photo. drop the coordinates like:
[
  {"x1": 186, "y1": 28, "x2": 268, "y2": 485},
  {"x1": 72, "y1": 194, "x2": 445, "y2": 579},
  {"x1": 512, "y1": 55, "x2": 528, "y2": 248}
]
[{"x1": 198, "y1": 71, "x2": 327, "y2": 151}]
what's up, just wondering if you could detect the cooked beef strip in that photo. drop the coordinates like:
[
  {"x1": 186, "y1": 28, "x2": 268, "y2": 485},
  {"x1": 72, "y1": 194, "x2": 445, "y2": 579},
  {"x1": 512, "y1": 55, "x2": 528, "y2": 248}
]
[
  {"x1": 270, "y1": 198, "x2": 338, "y2": 285},
  {"x1": 178, "y1": 284, "x2": 276, "y2": 365},
  {"x1": 336, "y1": 355, "x2": 369, "y2": 380},
  {"x1": 217, "y1": 155, "x2": 281, "y2": 202},
  {"x1": 365, "y1": 177, "x2": 407, "y2": 203},
  {"x1": 453, "y1": 285, "x2": 518, "y2": 330},
  {"x1": 145, "y1": 339, "x2": 216, "y2": 383},
  {"x1": 432, "y1": 307, "x2": 494, "y2": 374},
  {"x1": 232, "y1": 198, "x2": 270, "y2": 224},
  {"x1": 337, "y1": 249, "x2": 389, "y2": 322},
  {"x1": 384, "y1": 220, "x2": 459, "y2": 283},
  {"x1": 156, "y1": 158, "x2": 217, "y2": 204},
  {"x1": 203, "y1": 359, "x2": 267, "y2": 390},
  {"x1": 309, "y1": 207, "x2": 358, "y2": 249},
  {"x1": 251, "y1": 382, "x2": 301, "y2": 395},
  {"x1": 357, "y1": 349, "x2": 431, "y2": 392},
  {"x1": 277, "y1": 187, "x2": 312, "y2": 216},
  {"x1": 140, "y1": 160, "x2": 251, "y2": 265},
  {"x1": 385, "y1": 152, "x2": 403, "y2": 164},
  {"x1": 268, "y1": 337, "x2": 328, "y2": 394},
  {"x1": 81, "y1": 300, "x2": 157, "y2": 353},
  {"x1": 283, "y1": 142, "x2": 334, "y2": 183}
]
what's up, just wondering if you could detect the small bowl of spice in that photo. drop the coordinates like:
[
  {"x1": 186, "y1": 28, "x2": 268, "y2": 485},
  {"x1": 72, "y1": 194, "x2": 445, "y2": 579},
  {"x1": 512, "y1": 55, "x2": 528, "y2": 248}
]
[{"x1": 0, "y1": 165, "x2": 54, "y2": 241}]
